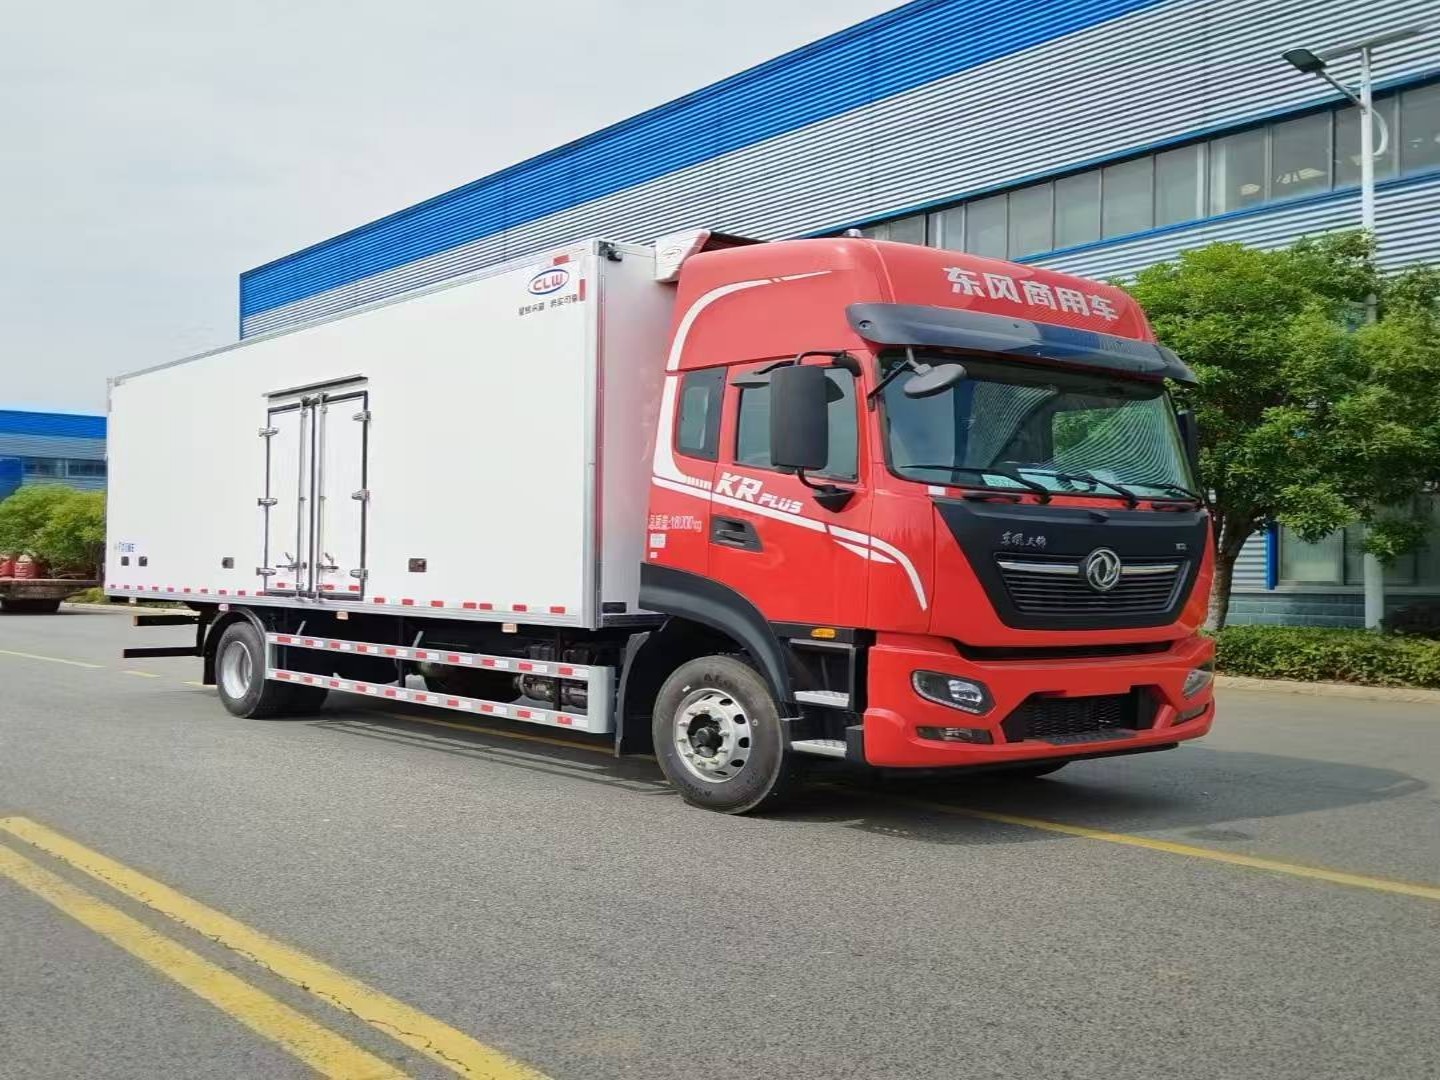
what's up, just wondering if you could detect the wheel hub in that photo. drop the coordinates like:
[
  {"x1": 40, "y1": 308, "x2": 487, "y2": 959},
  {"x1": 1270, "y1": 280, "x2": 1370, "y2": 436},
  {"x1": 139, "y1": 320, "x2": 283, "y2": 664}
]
[{"x1": 672, "y1": 688, "x2": 752, "y2": 784}]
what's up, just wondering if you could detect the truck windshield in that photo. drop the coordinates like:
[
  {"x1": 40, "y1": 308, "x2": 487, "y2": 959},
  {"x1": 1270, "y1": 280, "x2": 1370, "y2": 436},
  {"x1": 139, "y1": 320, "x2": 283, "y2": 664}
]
[{"x1": 879, "y1": 353, "x2": 1195, "y2": 499}]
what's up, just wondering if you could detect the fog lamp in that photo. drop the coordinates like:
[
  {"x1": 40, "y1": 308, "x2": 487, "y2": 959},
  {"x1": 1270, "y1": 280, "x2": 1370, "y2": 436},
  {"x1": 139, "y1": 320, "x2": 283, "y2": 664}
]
[
  {"x1": 917, "y1": 725, "x2": 994, "y2": 744},
  {"x1": 912, "y1": 671, "x2": 993, "y2": 715},
  {"x1": 1182, "y1": 663, "x2": 1214, "y2": 698}
]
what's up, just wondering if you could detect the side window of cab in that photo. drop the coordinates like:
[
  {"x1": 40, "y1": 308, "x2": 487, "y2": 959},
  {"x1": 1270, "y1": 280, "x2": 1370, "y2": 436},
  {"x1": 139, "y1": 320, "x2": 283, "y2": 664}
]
[
  {"x1": 674, "y1": 368, "x2": 725, "y2": 460},
  {"x1": 734, "y1": 368, "x2": 859, "y2": 481}
]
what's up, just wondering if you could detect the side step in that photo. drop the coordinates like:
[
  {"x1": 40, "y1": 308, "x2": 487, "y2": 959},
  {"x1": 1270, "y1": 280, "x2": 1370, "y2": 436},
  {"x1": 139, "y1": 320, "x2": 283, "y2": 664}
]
[
  {"x1": 267, "y1": 669, "x2": 609, "y2": 734},
  {"x1": 263, "y1": 632, "x2": 614, "y2": 734},
  {"x1": 790, "y1": 738, "x2": 848, "y2": 759}
]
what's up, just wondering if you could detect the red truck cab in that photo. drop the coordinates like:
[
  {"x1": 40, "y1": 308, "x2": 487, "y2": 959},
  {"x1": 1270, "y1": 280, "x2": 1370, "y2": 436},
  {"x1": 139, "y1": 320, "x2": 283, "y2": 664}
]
[{"x1": 638, "y1": 237, "x2": 1215, "y2": 811}]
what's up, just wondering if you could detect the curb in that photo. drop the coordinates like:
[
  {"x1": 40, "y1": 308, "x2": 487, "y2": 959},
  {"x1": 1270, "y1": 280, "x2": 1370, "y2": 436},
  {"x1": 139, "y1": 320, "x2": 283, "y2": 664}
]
[{"x1": 1216, "y1": 673, "x2": 1440, "y2": 706}]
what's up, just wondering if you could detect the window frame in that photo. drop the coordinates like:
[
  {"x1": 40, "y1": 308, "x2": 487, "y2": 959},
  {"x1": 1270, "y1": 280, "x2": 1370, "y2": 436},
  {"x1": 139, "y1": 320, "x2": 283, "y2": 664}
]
[{"x1": 673, "y1": 366, "x2": 726, "y2": 462}]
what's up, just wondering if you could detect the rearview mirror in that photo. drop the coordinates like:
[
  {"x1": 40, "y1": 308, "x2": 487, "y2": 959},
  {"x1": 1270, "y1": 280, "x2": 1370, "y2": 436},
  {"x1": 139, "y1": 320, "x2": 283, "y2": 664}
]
[
  {"x1": 903, "y1": 362, "x2": 966, "y2": 398},
  {"x1": 769, "y1": 364, "x2": 829, "y2": 471},
  {"x1": 1176, "y1": 408, "x2": 1200, "y2": 479}
]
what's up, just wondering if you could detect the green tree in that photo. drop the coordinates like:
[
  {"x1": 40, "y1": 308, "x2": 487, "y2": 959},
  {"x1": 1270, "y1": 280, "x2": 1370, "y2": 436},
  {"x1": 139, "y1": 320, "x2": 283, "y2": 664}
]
[
  {"x1": 0, "y1": 485, "x2": 106, "y2": 577},
  {"x1": 1125, "y1": 233, "x2": 1440, "y2": 629},
  {"x1": 0, "y1": 485, "x2": 77, "y2": 555},
  {"x1": 34, "y1": 490, "x2": 106, "y2": 576}
]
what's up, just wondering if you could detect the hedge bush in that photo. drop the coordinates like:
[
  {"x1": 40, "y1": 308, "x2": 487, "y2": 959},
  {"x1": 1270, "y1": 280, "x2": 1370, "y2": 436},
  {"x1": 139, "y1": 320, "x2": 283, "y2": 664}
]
[{"x1": 1215, "y1": 625, "x2": 1440, "y2": 689}]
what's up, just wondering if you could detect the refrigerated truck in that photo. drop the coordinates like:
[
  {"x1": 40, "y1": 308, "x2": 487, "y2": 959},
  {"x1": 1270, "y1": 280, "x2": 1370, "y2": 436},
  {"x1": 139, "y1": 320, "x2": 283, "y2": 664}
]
[{"x1": 108, "y1": 231, "x2": 1217, "y2": 813}]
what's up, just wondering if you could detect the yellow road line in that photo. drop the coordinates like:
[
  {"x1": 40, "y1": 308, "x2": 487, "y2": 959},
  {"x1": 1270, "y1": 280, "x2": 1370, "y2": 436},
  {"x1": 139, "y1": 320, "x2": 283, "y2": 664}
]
[
  {"x1": 123, "y1": 670, "x2": 162, "y2": 679},
  {"x1": 0, "y1": 816, "x2": 549, "y2": 1080},
  {"x1": 0, "y1": 842, "x2": 407, "y2": 1080},
  {"x1": 883, "y1": 795, "x2": 1440, "y2": 903},
  {"x1": 0, "y1": 647, "x2": 103, "y2": 669}
]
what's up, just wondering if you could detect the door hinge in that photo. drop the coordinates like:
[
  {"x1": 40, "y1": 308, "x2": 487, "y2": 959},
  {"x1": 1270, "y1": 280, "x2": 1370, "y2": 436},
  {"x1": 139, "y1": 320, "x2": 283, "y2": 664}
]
[
  {"x1": 351, "y1": 489, "x2": 370, "y2": 502},
  {"x1": 256, "y1": 497, "x2": 278, "y2": 507},
  {"x1": 256, "y1": 567, "x2": 277, "y2": 577},
  {"x1": 348, "y1": 568, "x2": 369, "y2": 581},
  {"x1": 353, "y1": 410, "x2": 371, "y2": 422},
  {"x1": 258, "y1": 427, "x2": 278, "y2": 438}
]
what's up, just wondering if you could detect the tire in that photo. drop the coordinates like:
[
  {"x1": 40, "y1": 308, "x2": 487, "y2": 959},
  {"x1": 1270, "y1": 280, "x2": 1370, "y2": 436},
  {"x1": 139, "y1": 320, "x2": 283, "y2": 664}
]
[
  {"x1": 652, "y1": 654, "x2": 800, "y2": 814},
  {"x1": 0, "y1": 598, "x2": 61, "y2": 614},
  {"x1": 215, "y1": 620, "x2": 327, "y2": 719},
  {"x1": 988, "y1": 760, "x2": 1069, "y2": 780}
]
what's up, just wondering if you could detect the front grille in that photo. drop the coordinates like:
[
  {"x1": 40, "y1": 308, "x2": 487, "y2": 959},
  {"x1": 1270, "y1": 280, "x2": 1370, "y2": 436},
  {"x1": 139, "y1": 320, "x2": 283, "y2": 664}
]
[
  {"x1": 996, "y1": 554, "x2": 1185, "y2": 616},
  {"x1": 1001, "y1": 690, "x2": 1156, "y2": 744}
]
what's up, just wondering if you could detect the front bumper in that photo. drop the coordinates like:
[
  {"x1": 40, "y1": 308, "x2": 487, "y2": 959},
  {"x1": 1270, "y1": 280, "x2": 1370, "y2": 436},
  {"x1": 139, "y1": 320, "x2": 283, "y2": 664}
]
[{"x1": 860, "y1": 633, "x2": 1215, "y2": 768}]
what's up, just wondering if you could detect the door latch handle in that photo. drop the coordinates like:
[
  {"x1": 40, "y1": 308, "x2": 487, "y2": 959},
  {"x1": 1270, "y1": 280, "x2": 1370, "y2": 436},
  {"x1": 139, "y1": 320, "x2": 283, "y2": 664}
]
[{"x1": 710, "y1": 516, "x2": 762, "y2": 551}]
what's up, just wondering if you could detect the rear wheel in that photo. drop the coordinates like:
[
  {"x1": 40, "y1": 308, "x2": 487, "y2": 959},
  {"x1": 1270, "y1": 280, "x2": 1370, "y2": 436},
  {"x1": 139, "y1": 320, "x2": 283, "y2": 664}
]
[
  {"x1": 215, "y1": 620, "x2": 327, "y2": 719},
  {"x1": 653, "y1": 654, "x2": 799, "y2": 814}
]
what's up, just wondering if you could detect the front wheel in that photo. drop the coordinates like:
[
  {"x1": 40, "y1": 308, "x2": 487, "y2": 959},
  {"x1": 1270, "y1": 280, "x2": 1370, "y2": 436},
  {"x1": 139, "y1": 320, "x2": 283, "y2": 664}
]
[{"x1": 652, "y1": 654, "x2": 799, "y2": 814}]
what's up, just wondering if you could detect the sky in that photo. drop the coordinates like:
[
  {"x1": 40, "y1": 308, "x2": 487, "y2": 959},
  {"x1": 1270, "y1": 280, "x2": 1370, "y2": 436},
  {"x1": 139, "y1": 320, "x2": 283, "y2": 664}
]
[{"x1": 0, "y1": 0, "x2": 896, "y2": 414}]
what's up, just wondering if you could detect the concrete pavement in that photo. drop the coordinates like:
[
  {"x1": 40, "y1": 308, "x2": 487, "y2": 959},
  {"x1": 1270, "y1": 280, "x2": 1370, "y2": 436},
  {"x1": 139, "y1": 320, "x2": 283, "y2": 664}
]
[{"x1": 1, "y1": 607, "x2": 1437, "y2": 1079}]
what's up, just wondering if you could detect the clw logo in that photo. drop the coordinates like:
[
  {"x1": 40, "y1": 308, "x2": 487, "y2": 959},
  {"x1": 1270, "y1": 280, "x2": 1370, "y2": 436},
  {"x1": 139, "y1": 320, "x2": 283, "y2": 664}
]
[{"x1": 526, "y1": 267, "x2": 570, "y2": 295}]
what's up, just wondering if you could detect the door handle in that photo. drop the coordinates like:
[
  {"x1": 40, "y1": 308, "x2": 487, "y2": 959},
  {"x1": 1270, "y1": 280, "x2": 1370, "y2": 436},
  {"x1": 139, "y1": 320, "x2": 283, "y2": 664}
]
[{"x1": 711, "y1": 516, "x2": 762, "y2": 552}]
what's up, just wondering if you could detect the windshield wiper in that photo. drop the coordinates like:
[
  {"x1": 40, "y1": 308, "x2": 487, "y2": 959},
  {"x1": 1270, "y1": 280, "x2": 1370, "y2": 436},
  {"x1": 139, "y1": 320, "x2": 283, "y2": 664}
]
[
  {"x1": 1013, "y1": 468, "x2": 1139, "y2": 508},
  {"x1": 902, "y1": 464, "x2": 1052, "y2": 503},
  {"x1": 1136, "y1": 481, "x2": 1205, "y2": 506}
]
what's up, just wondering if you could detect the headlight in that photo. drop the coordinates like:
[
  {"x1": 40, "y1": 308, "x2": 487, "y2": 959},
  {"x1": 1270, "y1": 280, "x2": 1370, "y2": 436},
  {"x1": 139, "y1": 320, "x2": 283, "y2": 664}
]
[
  {"x1": 912, "y1": 671, "x2": 993, "y2": 715},
  {"x1": 1182, "y1": 663, "x2": 1214, "y2": 698}
]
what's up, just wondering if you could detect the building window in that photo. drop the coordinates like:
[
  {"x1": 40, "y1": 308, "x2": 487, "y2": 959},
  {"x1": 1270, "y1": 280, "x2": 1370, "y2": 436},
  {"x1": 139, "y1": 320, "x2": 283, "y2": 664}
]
[
  {"x1": 1400, "y1": 82, "x2": 1440, "y2": 175},
  {"x1": 966, "y1": 195, "x2": 1007, "y2": 258},
  {"x1": 675, "y1": 368, "x2": 724, "y2": 461},
  {"x1": 1334, "y1": 98, "x2": 1398, "y2": 185},
  {"x1": 65, "y1": 459, "x2": 107, "y2": 478},
  {"x1": 734, "y1": 369, "x2": 858, "y2": 480},
  {"x1": 1154, "y1": 144, "x2": 1205, "y2": 227},
  {"x1": 1102, "y1": 157, "x2": 1153, "y2": 238},
  {"x1": 23, "y1": 458, "x2": 60, "y2": 477},
  {"x1": 1008, "y1": 183, "x2": 1052, "y2": 258},
  {"x1": 1054, "y1": 171, "x2": 1100, "y2": 249},
  {"x1": 849, "y1": 77, "x2": 1440, "y2": 264},
  {"x1": 1278, "y1": 497, "x2": 1440, "y2": 587},
  {"x1": 929, "y1": 205, "x2": 964, "y2": 250},
  {"x1": 1209, "y1": 127, "x2": 1268, "y2": 213},
  {"x1": 1271, "y1": 112, "x2": 1332, "y2": 198}
]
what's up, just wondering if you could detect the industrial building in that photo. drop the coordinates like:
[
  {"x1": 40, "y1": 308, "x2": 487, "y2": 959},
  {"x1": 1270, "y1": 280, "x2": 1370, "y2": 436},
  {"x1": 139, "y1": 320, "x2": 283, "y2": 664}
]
[
  {"x1": 0, "y1": 410, "x2": 107, "y2": 499},
  {"x1": 236, "y1": 0, "x2": 1440, "y2": 625}
]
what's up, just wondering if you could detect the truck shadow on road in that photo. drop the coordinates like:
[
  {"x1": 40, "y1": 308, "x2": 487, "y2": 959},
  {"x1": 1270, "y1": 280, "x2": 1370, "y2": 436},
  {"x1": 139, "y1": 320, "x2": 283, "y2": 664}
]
[{"x1": 317, "y1": 702, "x2": 1426, "y2": 845}]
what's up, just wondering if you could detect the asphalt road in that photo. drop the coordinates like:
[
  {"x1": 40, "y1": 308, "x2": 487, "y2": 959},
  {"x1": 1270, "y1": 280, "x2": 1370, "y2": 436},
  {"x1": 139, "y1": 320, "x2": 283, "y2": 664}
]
[{"x1": 1, "y1": 607, "x2": 1437, "y2": 1080}]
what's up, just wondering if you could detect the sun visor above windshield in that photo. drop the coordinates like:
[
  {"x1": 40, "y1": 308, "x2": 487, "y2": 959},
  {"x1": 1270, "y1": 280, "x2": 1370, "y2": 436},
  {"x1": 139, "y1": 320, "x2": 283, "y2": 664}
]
[{"x1": 847, "y1": 303, "x2": 1197, "y2": 385}]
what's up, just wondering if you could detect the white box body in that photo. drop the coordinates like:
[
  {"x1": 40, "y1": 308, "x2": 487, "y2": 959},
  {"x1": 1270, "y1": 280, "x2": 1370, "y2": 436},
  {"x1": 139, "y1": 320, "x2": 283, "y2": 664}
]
[{"x1": 106, "y1": 240, "x2": 672, "y2": 629}]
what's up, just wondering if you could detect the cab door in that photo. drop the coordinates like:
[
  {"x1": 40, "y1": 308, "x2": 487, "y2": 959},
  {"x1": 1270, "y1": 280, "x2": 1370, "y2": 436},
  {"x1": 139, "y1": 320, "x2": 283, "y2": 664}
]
[{"x1": 705, "y1": 361, "x2": 871, "y2": 629}]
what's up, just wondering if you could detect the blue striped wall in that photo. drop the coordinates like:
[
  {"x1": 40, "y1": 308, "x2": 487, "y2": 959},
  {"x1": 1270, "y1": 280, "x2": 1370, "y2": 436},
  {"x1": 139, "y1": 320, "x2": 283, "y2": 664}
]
[
  {"x1": 242, "y1": 0, "x2": 1440, "y2": 336},
  {"x1": 240, "y1": 0, "x2": 1172, "y2": 324},
  {"x1": 0, "y1": 410, "x2": 106, "y2": 441}
]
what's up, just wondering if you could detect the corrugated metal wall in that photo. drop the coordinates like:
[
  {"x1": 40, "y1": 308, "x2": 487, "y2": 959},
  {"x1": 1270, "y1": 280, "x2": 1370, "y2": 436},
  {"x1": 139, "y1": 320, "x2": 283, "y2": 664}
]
[
  {"x1": 242, "y1": 0, "x2": 1440, "y2": 336},
  {"x1": 1232, "y1": 533, "x2": 1269, "y2": 591},
  {"x1": 1033, "y1": 173, "x2": 1440, "y2": 279}
]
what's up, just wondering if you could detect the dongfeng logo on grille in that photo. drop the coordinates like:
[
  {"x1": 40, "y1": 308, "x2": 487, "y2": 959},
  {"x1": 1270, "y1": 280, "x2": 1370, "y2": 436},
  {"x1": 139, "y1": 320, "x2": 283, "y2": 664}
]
[
  {"x1": 527, "y1": 267, "x2": 570, "y2": 295},
  {"x1": 1083, "y1": 547, "x2": 1122, "y2": 592}
]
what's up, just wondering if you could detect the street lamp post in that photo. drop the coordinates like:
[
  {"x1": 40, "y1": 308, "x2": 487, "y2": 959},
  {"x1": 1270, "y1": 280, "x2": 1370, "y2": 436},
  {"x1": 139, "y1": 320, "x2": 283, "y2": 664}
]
[{"x1": 1282, "y1": 25, "x2": 1430, "y2": 630}]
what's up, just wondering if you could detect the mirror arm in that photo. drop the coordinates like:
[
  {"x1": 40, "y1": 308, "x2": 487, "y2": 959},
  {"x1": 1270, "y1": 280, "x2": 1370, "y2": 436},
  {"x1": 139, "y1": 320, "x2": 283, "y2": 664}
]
[{"x1": 795, "y1": 468, "x2": 855, "y2": 513}]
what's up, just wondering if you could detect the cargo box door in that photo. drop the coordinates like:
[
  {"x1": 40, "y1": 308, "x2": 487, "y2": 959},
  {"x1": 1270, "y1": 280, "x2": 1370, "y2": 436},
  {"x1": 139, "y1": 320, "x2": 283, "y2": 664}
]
[
  {"x1": 260, "y1": 402, "x2": 311, "y2": 595},
  {"x1": 313, "y1": 390, "x2": 368, "y2": 599}
]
